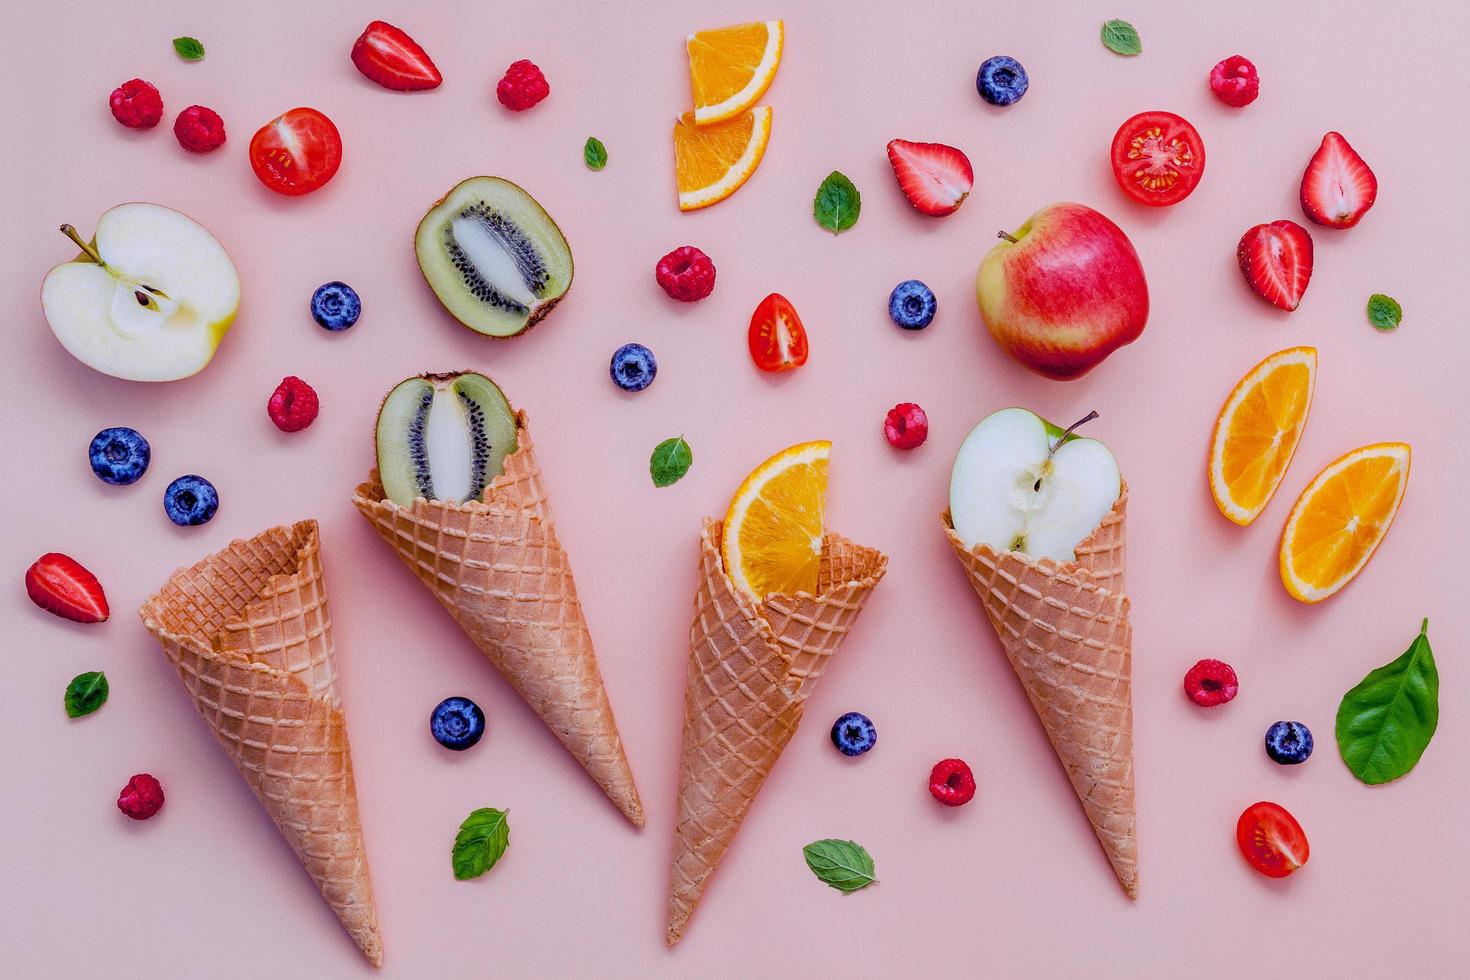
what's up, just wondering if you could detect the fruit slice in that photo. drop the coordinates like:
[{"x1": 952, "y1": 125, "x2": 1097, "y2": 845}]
[
  {"x1": 249, "y1": 107, "x2": 344, "y2": 196},
  {"x1": 747, "y1": 292, "x2": 808, "y2": 372},
  {"x1": 375, "y1": 372, "x2": 518, "y2": 506},
  {"x1": 351, "y1": 20, "x2": 442, "y2": 91},
  {"x1": 1237, "y1": 220, "x2": 1313, "y2": 311},
  {"x1": 886, "y1": 139, "x2": 974, "y2": 217},
  {"x1": 673, "y1": 107, "x2": 772, "y2": 212},
  {"x1": 1280, "y1": 443, "x2": 1411, "y2": 603},
  {"x1": 721, "y1": 441, "x2": 830, "y2": 599},
  {"x1": 25, "y1": 553, "x2": 109, "y2": 624},
  {"x1": 686, "y1": 21, "x2": 783, "y2": 126},
  {"x1": 415, "y1": 177, "x2": 574, "y2": 337},
  {"x1": 1110, "y1": 110, "x2": 1206, "y2": 207},
  {"x1": 1208, "y1": 347, "x2": 1317, "y2": 525},
  {"x1": 1237, "y1": 802, "x2": 1309, "y2": 878},
  {"x1": 1300, "y1": 132, "x2": 1376, "y2": 229}
]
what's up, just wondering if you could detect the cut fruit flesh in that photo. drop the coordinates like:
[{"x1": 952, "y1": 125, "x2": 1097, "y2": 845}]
[
  {"x1": 721, "y1": 441, "x2": 830, "y2": 599},
  {"x1": 375, "y1": 372, "x2": 518, "y2": 506},
  {"x1": 686, "y1": 21, "x2": 783, "y2": 126},
  {"x1": 415, "y1": 177, "x2": 573, "y2": 337},
  {"x1": 1209, "y1": 347, "x2": 1317, "y2": 525},
  {"x1": 674, "y1": 107, "x2": 772, "y2": 211}
]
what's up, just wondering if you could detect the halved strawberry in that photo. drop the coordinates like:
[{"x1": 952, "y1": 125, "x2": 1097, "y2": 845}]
[
  {"x1": 1300, "y1": 132, "x2": 1376, "y2": 228},
  {"x1": 1237, "y1": 220, "x2": 1314, "y2": 311},
  {"x1": 886, "y1": 139, "x2": 973, "y2": 216},
  {"x1": 26, "y1": 553, "x2": 109, "y2": 624},
  {"x1": 351, "y1": 21, "x2": 442, "y2": 91}
]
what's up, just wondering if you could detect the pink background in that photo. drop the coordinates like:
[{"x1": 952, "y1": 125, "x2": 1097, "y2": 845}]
[{"x1": 4, "y1": 0, "x2": 1467, "y2": 975}]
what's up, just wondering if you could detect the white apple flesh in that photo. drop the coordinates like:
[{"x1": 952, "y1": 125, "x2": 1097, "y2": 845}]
[{"x1": 950, "y1": 408, "x2": 1121, "y2": 560}]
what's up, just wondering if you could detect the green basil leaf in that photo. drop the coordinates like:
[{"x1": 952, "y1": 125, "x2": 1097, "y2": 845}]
[
  {"x1": 584, "y1": 137, "x2": 608, "y2": 171},
  {"x1": 452, "y1": 807, "x2": 510, "y2": 880},
  {"x1": 813, "y1": 171, "x2": 861, "y2": 234},
  {"x1": 802, "y1": 838, "x2": 877, "y2": 893},
  {"x1": 1101, "y1": 19, "x2": 1142, "y2": 56},
  {"x1": 65, "y1": 671, "x2": 109, "y2": 718},
  {"x1": 1336, "y1": 619, "x2": 1439, "y2": 784},
  {"x1": 650, "y1": 436, "x2": 693, "y2": 488},
  {"x1": 1367, "y1": 293, "x2": 1402, "y2": 331},
  {"x1": 173, "y1": 36, "x2": 206, "y2": 61}
]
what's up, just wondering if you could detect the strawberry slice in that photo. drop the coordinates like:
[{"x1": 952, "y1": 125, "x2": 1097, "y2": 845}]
[
  {"x1": 351, "y1": 21, "x2": 442, "y2": 91},
  {"x1": 1300, "y1": 132, "x2": 1376, "y2": 228},
  {"x1": 1237, "y1": 220, "x2": 1314, "y2": 312},
  {"x1": 26, "y1": 553, "x2": 109, "y2": 624},
  {"x1": 886, "y1": 139, "x2": 974, "y2": 216}
]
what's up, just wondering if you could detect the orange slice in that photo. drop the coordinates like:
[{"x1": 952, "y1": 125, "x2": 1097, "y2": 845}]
[
  {"x1": 1208, "y1": 347, "x2": 1317, "y2": 525},
  {"x1": 721, "y1": 441, "x2": 830, "y2": 599},
  {"x1": 673, "y1": 106, "x2": 772, "y2": 211},
  {"x1": 1279, "y1": 443, "x2": 1411, "y2": 603},
  {"x1": 686, "y1": 21, "x2": 783, "y2": 126}
]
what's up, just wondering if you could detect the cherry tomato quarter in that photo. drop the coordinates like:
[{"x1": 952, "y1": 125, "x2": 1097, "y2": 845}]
[
  {"x1": 1236, "y1": 801, "x2": 1309, "y2": 878},
  {"x1": 748, "y1": 293, "x2": 809, "y2": 372}
]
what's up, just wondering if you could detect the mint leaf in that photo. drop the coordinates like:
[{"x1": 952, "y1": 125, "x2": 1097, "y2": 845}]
[
  {"x1": 1336, "y1": 619, "x2": 1439, "y2": 784},
  {"x1": 452, "y1": 807, "x2": 510, "y2": 880},
  {"x1": 802, "y1": 839, "x2": 877, "y2": 893},
  {"x1": 1367, "y1": 293, "x2": 1402, "y2": 331},
  {"x1": 1101, "y1": 19, "x2": 1142, "y2": 56},
  {"x1": 65, "y1": 671, "x2": 109, "y2": 718},
  {"x1": 650, "y1": 436, "x2": 693, "y2": 488},
  {"x1": 173, "y1": 36, "x2": 205, "y2": 61},
  {"x1": 584, "y1": 137, "x2": 608, "y2": 171},
  {"x1": 813, "y1": 171, "x2": 861, "y2": 234}
]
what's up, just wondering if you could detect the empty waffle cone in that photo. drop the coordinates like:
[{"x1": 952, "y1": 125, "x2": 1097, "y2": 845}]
[
  {"x1": 666, "y1": 518, "x2": 888, "y2": 945},
  {"x1": 138, "y1": 520, "x2": 382, "y2": 966},
  {"x1": 351, "y1": 411, "x2": 643, "y2": 827},
  {"x1": 942, "y1": 483, "x2": 1137, "y2": 898}
]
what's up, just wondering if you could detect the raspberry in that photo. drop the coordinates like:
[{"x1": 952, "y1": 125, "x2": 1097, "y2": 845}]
[
  {"x1": 496, "y1": 60, "x2": 550, "y2": 111},
  {"x1": 1183, "y1": 658, "x2": 1239, "y2": 707},
  {"x1": 173, "y1": 105, "x2": 226, "y2": 153},
  {"x1": 1209, "y1": 55, "x2": 1259, "y2": 108},
  {"x1": 884, "y1": 403, "x2": 928, "y2": 449},
  {"x1": 928, "y1": 758, "x2": 976, "y2": 807},
  {"x1": 117, "y1": 773, "x2": 165, "y2": 820},
  {"x1": 655, "y1": 246, "x2": 716, "y2": 302},
  {"x1": 268, "y1": 376, "x2": 320, "y2": 432},
  {"x1": 109, "y1": 79, "x2": 163, "y2": 129}
]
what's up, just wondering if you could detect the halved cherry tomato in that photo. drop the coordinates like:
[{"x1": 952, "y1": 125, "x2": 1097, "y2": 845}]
[
  {"x1": 747, "y1": 293, "x2": 809, "y2": 372},
  {"x1": 1110, "y1": 110, "x2": 1205, "y2": 206},
  {"x1": 1236, "y1": 801, "x2": 1309, "y2": 878},
  {"x1": 249, "y1": 107, "x2": 343, "y2": 196}
]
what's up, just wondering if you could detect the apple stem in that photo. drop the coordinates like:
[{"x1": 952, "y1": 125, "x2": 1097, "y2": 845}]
[
  {"x1": 996, "y1": 230, "x2": 1020, "y2": 244},
  {"x1": 1034, "y1": 410, "x2": 1100, "y2": 490},
  {"x1": 59, "y1": 224, "x2": 108, "y2": 268}
]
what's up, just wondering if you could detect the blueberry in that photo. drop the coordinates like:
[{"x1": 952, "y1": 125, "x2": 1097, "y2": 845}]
[
  {"x1": 888, "y1": 280, "x2": 937, "y2": 330},
  {"x1": 430, "y1": 696, "x2": 486, "y2": 751},
  {"x1": 977, "y1": 55, "x2": 1029, "y2": 107},
  {"x1": 830, "y1": 711, "x2": 877, "y2": 757},
  {"x1": 610, "y1": 342, "x2": 657, "y2": 392},
  {"x1": 163, "y1": 475, "x2": 219, "y2": 526},
  {"x1": 1265, "y1": 721, "x2": 1313, "y2": 765},
  {"x1": 89, "y1": 427, "x2": 150, "y2": 485},
  {"x1": 311, "y1": 281, "x2": 361, "y2": 331}
]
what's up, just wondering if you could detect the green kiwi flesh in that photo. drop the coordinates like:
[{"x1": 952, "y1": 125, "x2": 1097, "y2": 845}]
[{"x1": 375, "y1": 372, "x2": 518, "y2": 506}]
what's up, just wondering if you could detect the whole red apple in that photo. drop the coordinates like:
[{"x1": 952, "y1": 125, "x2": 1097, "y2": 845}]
[{"x1": 976, "y1": 202, "x2": 1148, "y2": 380}]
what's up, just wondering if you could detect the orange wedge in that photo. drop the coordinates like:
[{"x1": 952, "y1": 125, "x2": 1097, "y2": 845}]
[
  {"x1": 1279, "y1": 443, "x2": 1411, "y2": 603},
  {"x1": 1208, "y1": 347, "x2": 1317, "y2": 525},
  {"x1": 721, "y1": 440, "x2": 830, "y2": 599},
  {"x1": 686, "y1": 21, "x2": 783, "y2": 126},
  {"x1": 673, "y1": 106, "x2": 772, "y2": 211}
]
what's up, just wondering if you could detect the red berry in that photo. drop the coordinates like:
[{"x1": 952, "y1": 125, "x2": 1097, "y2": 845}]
[
  {"x1": 351, "y1": 20, "x2": 442, "y2": 91},
  {"x1": 886, "y1": 139, "x2": 974, "y2": 216},
  {"x1": 117, "y1": 773, "x2": 165, "y2": 820},
  {"x1": 928, "y1": 758, "x2": 976, "y2": 807},
  {"x1": 1237, "y1": 220, "x2": 1313, "y2": 311},
  {"x1": 109, "y1": 79, "x2": 163, "y2": 129},
  {"x1": 884, "y1": 403, "x2": 928, "y2": 449},
  {"x1": 1183, "y1": 658, "x2": 1239, "y2": 707},
  {"x1": 268, "y1": 376, "x2": 320, "y2": 432},
  {"x1": 1300, "y1": 132, "x2": 1377, "y2": 229},
  {"x1": 1209, "y1": 55, "x2": 1260, "y2": 108},
  {"x1": 496, "y1": 59, "x2": 549, "y2": 111},
  {"x1": 655, "y1": 246, "x2": 716, "y2": 302},
  {"x1": 173, "y1": 105, "x2": 226, "y2": 153},
  {"x1": 25, "y1": 553, "x2": 109, "y2": 624}
]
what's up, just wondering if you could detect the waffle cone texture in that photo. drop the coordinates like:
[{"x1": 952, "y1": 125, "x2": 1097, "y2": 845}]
[
  {"x1": 351, "y1": 411, "x2": 642, "y2": 827},
  {"x1": 138, "y1": 520, "x2": 382, "y2": 966},
  {"x1": 943, "y1": 483, "x2": 1137, "y2": 898},
  {"x1": 666, "y1": 518, "x2": 888, "y2": 945}
]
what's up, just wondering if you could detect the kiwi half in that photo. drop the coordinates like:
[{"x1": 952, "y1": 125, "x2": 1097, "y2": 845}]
[
  {"x1": 415, "y1": 177, "x2": 573, "y2": 338},
  {"x1": 375, "y1": 372, "x2": 518, "y2": 506}
]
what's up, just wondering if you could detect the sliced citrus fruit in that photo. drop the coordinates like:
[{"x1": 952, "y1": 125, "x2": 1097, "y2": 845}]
[
  {"x1": 1208, "y1": 346, "x2": 1317, "y2": 525},
  {"x1": 1280, "y1": 442, "x2": 1411, "y2": 603},
  {"x1": 686, "y1": 20, "x2": 783, "y2": 126},
  {"x1": 673, "y1": 107, "x2": 772, "y2": 212},
  {"x1": 721, "y1": 440, "x2": 830, "y2": 599}
]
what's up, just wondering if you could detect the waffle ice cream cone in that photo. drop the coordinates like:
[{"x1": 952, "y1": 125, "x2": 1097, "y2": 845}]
[
  {"x1": 138, "y1": 520, "x2": 382, "y2": 966},
  {"x1": 943, "y1": 483, "x2": 1137, "y2": 898},
  {"x1": 666, "y1": 519, "x2": 888, "y2": 945},
  {"x1": 351, "y1": 411, "x2": 643, "y2": 827}
]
